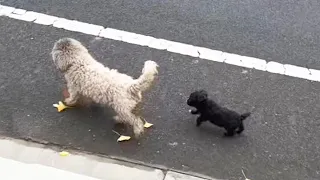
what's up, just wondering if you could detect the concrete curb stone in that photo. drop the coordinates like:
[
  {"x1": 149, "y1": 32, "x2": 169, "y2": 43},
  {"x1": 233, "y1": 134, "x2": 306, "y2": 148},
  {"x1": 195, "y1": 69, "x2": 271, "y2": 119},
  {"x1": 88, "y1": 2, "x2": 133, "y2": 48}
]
[{"x1": 0, "y1": 137, "x2": 216, "y2": 180}]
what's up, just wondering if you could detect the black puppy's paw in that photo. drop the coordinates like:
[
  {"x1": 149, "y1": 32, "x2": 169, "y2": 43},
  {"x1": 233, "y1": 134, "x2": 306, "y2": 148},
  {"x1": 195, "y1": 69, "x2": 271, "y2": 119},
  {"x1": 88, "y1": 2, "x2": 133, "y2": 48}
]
[
  {"x1": 196, "y1": 118, "x2": 202, "y2": 127},
  {"x1": 189, "y1": 109, "x2": 199, "y2": 114},
  {"x1": 236, "y1": 130, "x2": 243, "y2": 134},
  {"x1": 224, "y1": 132, "x2": 235, "y2": 137},
  {"x1": 224, "y1": 133, "x2": 233, "y2": 137}
]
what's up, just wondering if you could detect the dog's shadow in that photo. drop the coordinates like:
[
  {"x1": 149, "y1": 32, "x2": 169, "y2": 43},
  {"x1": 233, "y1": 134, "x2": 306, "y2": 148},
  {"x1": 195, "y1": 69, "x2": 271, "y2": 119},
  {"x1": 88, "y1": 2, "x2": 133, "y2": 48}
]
[
  {"x1": 194, "y1": 122, "x2": 245, "y2": 140},
  {"x1": 65, "y1": 104, "x2": 129, "y2": 135}
]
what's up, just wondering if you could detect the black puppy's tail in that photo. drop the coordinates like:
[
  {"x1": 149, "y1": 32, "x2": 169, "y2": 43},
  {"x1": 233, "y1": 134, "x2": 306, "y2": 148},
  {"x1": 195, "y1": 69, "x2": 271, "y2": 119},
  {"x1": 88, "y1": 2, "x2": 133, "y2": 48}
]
[{"x1": 240, "y1": 112, "x2": 251, "y2": 121}]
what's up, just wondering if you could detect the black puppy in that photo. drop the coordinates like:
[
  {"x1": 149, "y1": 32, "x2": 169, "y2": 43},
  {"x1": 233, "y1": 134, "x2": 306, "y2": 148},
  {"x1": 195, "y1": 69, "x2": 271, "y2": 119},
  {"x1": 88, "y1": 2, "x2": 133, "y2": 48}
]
[{"x1": 187, "y1": 90, "x2": 251, "y2": 136}]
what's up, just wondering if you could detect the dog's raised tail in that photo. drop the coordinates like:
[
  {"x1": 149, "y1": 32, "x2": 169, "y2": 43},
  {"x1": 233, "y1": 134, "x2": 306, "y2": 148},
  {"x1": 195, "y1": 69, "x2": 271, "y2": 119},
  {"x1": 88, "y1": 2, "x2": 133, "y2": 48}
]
[
  {"x1": 240, "y1": 112, "x2": 251, "y2": 121},
  {"x1": 130, "y1": 60, "x2": 159, "y2": 93}
]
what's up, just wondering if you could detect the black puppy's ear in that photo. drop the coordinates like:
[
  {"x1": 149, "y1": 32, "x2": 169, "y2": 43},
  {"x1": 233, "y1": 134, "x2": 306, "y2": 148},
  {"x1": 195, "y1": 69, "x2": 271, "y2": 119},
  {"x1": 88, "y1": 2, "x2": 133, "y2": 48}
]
[{"x1": 197, "y1": 90, "x2": 208, "y2": 102}]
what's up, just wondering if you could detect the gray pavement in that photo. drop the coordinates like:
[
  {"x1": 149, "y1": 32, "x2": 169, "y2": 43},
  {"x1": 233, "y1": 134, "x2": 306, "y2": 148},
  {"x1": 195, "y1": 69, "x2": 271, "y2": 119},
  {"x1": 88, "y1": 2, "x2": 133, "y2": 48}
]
[
  {"x1": 2, "y1": 0, "x2": 320, "y2": 69},
  {"x1": 1, "y1": 13, "x2": 320, "y2": 180}
]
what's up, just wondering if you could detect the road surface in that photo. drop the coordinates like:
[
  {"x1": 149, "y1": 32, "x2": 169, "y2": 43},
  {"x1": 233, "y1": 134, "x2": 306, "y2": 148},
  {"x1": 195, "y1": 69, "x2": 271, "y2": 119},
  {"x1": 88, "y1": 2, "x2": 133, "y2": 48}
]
[
  {"x1": 2, "y1": 0, "x2": 320, "y2": 69},
  {"x1": 1, "y1": 1, "x2": 320, "y2": 180}
]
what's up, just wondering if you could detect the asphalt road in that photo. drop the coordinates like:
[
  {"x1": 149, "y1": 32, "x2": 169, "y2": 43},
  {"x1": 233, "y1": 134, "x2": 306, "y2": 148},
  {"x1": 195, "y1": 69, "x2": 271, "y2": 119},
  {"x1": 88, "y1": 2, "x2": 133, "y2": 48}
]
[
  {"x1": 1, "y1": 17, "x2": 320, "y2": 180},
  {"x1": 3, "y1": 0, "x2": 320, "y2": 69}
]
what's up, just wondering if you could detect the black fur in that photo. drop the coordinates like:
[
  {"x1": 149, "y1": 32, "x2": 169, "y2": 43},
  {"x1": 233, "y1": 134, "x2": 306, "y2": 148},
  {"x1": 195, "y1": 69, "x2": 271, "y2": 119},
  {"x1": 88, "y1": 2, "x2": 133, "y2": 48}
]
[{"x1": 187, "y1": 90, "x2": 251, "y2": 137}]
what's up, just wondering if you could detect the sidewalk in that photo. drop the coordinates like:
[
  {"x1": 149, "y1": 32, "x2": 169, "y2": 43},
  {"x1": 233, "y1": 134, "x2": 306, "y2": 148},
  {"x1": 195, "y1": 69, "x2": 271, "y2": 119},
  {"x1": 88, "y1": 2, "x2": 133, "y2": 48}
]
[{"x1": 0, "y1": 138, "x2": 215, "y2": 180}]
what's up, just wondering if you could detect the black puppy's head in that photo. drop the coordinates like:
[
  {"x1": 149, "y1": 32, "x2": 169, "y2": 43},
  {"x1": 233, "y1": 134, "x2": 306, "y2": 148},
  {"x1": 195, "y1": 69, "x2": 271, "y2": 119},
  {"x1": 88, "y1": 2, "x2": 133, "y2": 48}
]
[{"x1": 187, "y1": 90, "x2": 208, "y2": 107}]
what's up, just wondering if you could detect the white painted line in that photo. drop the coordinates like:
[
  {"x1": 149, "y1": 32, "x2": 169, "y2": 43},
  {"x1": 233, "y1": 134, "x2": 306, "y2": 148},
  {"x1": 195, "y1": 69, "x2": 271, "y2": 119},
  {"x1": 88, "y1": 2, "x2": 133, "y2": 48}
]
[
  {"x1": 284, "y1": 64, "x2": 311, "y2": 80},
  {"x1": 34, "y1": 14, "x2": 58, "y2": 25},
  {"x1": 65, "y1": 20, "x2": 104, "y2": 36},
  {"x1": 8, "y1": 11, "x2": 39, "y2": 22},
  {"x1": 52, "y1": 18, "x2": 73, "y2": 29},
  {"x1": 266, "y1": 61, "x2": 285, "y2": 75},
  {"x1": 241, "y1": 56, "x2": 267, "y2": 71},
  {"x1": 167, "y1": 42, "x2": 199, "y2": 57},
  {"x1": 99, "y1": 28, "x2": 123, "y2": 41},
  {"x1": 197, "y1": 47, "x2": 224, "y2": 62},
  {"x1": 223, "y1": 53, "x2": 244, "y2": 66},
  {"x1": 309, "y1": 69, "x2": 320, "y2": 82},
  {"x1": 148, "y1": 39, "x2": 173, "y2": 50},
  {"x1": 0, "y1": 5, "x2": 15, "y2": 16},
  {"x1": 12, "y1": 8, "x2": 26, "y2": 15},
  {"x1": 1, "y1": 4, "x2": 320, "y2": 82},
  {"x1": 122, "y1": 33, "x2": 156, "y2": 46}
]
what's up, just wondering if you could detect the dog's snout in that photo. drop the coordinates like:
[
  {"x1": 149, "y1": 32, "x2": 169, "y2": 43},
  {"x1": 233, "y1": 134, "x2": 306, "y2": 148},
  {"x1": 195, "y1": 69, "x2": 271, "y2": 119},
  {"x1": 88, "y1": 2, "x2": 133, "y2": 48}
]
[{"x1": 187, "y1": 99, "x2": 191, "y2": 105}]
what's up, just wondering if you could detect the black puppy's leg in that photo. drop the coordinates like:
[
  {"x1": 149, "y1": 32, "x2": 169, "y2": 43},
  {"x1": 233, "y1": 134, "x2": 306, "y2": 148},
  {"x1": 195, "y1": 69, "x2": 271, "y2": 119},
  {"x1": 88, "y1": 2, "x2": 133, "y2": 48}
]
[
  {"x1": 196, "y1": 116, "x2": 205, "y2": 127},
  {"x1": 224, "y1": 128, "x2": 236, "y2": 137},
  {"x1": 190, "y1": 109, "x2": 199, "y2": 114},
  {"x1": 236, "y1": 122, "x2": 244, "y2": 134}
]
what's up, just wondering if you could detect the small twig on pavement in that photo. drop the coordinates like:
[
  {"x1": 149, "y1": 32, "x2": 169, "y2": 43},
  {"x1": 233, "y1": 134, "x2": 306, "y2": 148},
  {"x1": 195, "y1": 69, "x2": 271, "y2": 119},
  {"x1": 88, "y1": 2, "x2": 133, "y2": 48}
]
[
  {"x1": 241, "y1": 169, "x2": 251, "y2": 180},
  {"x1": 112, "y1": 130, "x2": 121, "y2": 136}
]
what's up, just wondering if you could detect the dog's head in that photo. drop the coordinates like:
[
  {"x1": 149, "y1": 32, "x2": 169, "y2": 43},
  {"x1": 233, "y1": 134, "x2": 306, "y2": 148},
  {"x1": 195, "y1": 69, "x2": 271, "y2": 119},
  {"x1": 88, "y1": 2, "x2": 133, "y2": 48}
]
[
  {"x1": 187, "y1": 90, "x2": 208, "y2": 107},
  {"x1": 51, "y1": 38, "x2": 89, "y2": 72}
]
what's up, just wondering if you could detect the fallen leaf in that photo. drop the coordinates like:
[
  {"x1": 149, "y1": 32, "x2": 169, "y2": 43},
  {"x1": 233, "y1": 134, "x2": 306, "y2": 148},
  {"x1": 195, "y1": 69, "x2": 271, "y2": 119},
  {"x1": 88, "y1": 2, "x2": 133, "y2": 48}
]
[
  {"x1": 59, "y1": 151, "x2": 70, "y2": 157},
  {"x1": 53, "y1": 101, "x2": 69, "y2": 112},
  {"x1": 117, "y1": 135, "x2": 131, "y2": 142},
  {"x1": 144, "y1": 122, "x2": 153, "y2": 128}
]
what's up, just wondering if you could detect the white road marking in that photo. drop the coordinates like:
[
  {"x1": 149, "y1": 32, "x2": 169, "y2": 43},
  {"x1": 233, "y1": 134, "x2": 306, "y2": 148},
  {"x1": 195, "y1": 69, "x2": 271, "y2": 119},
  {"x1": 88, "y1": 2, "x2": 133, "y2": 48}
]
[
  {"x1": 0, "y1": 5, "x2": 14, "y2": 15},
  {"x1": 1, "y1": 4, "x2": 320, "y2": 82},
  {"x1": 167, "y1": 41, "x2": 199, "y2": 57},
  {"x1": 12, "y1": 8, "x2": 26, "y2": 15},
  {"x1": 34, "y1": 14, "x2": 58, "y2": 25},
  {"x1": 197, "y1": 47, "x2": 224, "y2": 62},
  {"x1": 266, "y1": 61, "x2": 285, "y2": 75}
]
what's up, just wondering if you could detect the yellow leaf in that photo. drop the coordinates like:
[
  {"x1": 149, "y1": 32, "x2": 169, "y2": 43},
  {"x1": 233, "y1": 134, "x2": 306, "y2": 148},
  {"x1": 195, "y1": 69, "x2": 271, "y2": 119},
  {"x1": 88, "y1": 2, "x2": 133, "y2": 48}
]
[
  {"x1": 117, "y1": 135, "x2": 131, "y2": 142},
  {"x1": 59, "y1": 151, "x2": 70, "y2": 156},
  {"x1": 53, "y1": 101, "x2": 70, "y2": 112},
  {"x1": 144, "y1": 122, "x2": 153, "y2": 128}
]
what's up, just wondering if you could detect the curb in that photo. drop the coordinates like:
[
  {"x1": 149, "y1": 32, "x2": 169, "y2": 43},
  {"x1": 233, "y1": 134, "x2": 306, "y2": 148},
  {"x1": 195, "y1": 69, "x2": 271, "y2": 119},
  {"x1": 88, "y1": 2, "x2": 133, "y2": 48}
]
[{"x1": 0, "y1": 137, "x2": 217, "y2": 180}]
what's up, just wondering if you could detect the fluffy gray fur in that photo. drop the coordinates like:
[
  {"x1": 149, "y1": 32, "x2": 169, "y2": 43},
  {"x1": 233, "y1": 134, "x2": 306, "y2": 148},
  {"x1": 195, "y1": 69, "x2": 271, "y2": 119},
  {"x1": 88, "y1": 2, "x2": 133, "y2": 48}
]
[{"x1": 51, "y1": 38, "x2": 159, "y2": 138}]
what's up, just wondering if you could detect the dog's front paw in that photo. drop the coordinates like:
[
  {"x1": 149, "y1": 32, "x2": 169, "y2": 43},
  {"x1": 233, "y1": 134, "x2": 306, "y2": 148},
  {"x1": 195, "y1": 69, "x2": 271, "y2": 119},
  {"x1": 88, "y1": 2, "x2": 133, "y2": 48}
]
[
  {"x1": 63, "y1": 98, "x2": 76, "y2": 106},
  {"x1": 224, "y1": 132, "x2": 235, "y2": 137},
  {"x1": 196, "y1": 119, "x2": 202, "y2": 127},
  {"x1": 190, "y1": 109, "x2": 199, "y2": 114}
]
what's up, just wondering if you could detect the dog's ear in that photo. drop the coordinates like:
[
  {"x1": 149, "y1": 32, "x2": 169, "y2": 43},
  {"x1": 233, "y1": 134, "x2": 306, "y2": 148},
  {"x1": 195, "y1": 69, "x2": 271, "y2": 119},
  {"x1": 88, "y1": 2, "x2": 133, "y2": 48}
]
[
  {"x1": 52, "y1": 52, "x2": 71, "y2": 72},
  {"x1": 197, "y1": 90, "x2": 208, "y2": 102}
]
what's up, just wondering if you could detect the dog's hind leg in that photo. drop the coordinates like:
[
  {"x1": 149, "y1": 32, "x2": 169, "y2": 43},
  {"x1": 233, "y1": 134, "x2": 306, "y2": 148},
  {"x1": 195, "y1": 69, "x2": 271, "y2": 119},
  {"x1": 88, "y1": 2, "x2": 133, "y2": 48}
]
[
  {"x1": 224, "y1": 128, "x2": 236, "y2": 137},
  {"x1": 131, "y1": 102, "x2": 153, "y2": 128},
  {"x1": 131, "y1": 117, "x2": 145, "y2": 138},
  {"x1": 196, "y1": 116, "x2": 205, "y2": 127},
  {"x1": 236, "y1": 122, "x2": 244, "y2": 134},
  {"x1": 116, "y1": 110, "x2": 145, "y2": 138},
  {"x1": 132, "y1": 102, "x2": 143, "y2": 117}
]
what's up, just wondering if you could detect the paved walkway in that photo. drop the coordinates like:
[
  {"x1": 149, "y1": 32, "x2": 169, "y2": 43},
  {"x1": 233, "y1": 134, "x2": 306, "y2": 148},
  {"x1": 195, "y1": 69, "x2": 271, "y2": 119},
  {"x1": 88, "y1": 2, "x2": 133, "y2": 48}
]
[{"x1": 0, "y1": 138, "x2": 215, "y2": 180}]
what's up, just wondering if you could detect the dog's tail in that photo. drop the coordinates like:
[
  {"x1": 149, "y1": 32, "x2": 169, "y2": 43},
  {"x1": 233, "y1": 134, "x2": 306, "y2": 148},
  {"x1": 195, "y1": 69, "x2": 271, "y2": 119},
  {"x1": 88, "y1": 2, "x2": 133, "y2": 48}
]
[
  {"x1": 240, "y1": 112, "x2": 251, "y2": 121},
  {"x1": 130, "y1": 60, "x2": 159, "y2": 93}
]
